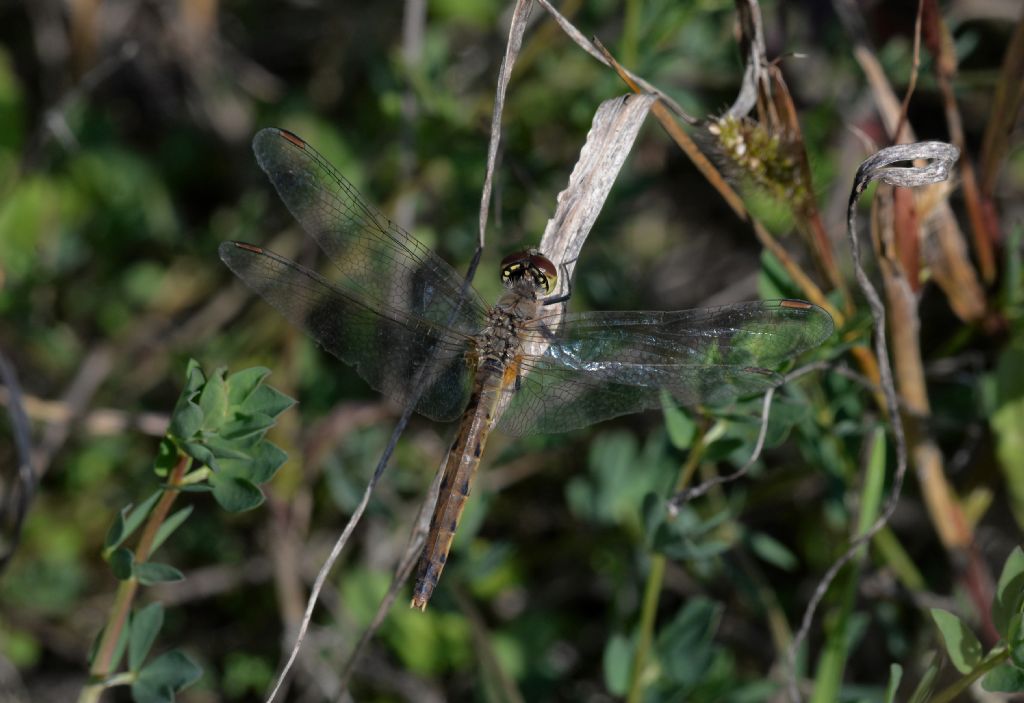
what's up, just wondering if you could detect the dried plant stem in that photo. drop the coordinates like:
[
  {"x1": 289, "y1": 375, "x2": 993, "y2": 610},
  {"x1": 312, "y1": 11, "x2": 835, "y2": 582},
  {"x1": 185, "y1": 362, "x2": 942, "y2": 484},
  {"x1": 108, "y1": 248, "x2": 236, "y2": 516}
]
[
  {"x1": 79, "y1": 453, "x2": 191, "y2": 703},
  {"x1": 923, "y1": 1, "x2": 997, "y2": 282},
  {"x1": 785, "y1": 141, "x2": 959, "y2": 703},
  {"x1": 978, "y1": 11, "x2": 1024, "y2": 198}
]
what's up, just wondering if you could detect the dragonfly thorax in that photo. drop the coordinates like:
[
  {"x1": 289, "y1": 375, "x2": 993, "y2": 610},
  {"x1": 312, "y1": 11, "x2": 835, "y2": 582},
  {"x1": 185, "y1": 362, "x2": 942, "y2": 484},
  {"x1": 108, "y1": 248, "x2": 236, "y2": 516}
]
[{"x1": 500, "y1": 249, "x2": 557, "y2": 295}]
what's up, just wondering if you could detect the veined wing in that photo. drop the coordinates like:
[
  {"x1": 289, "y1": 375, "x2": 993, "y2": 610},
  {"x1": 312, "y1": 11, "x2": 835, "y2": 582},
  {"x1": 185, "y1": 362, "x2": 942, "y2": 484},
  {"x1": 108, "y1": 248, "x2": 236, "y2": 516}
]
[
  {"x1": 497, "y1": 300, "x2": 833, "y2": 436},
  {"x1": 251, "y1": 127, "x2": 488, "y2": 331},
  {"x1": 220, "y1": 242, "x2": 478, "y2": 423}
]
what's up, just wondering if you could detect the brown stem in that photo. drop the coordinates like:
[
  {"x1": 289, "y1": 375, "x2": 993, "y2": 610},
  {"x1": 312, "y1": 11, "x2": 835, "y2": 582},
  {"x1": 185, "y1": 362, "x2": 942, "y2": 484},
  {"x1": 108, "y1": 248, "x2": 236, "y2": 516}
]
[{"x1": 80, "y1": 452, "x2": 191, "y2": 701}]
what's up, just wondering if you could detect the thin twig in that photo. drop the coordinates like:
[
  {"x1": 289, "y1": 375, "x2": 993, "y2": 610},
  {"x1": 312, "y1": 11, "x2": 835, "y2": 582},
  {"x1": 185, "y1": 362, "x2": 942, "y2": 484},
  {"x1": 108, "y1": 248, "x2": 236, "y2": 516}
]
[{"x1": 667, "y1": 361, "x2": 830, "y2": 511}]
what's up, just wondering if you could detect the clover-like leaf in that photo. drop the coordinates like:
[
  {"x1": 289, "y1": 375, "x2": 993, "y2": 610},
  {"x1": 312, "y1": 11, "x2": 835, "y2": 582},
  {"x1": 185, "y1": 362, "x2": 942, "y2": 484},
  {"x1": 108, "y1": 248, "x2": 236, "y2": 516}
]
[
  {"x1": 181, "y1": 359, "x2": 205, "y2": 395},
  {"x1": 749, "y1": 531, "x2": 798, "y2": 571},
  {"x1": 210, "y1": 472, "x2": 265, "y2": 512},
  {"x1": 203, "y1": 436, "x2": 252, "y2": 461},
  {"x1": 105, "y1": 491, "x2": 162, "y2": 554},
  {"x1": 153, "y1": 438, "x2": 178, "y2": 478},
  {"x1": 993, "y1": 547, "x2": 1024, "y2": 639},
  {"x1": 109, "y1": 547, "x2": 136, "y2": 580},
  {"x1": 655, "y1": 597, "x2": 722, "y2": 685},
  {"x1": 169, "y1": 397, "x2": 203, "y2": 441},
  {"x1": 660, "y1": 391, "x2": 695, "y2": 450},
  {"x1": 237, "y1": 383, "x2": 295, "y2": 419},
  {"x1": 930, "y1": 608, "x2": 983, "y2": 674},
  {"x1": 219, "y1": 412, "x2": 275, "y2": 443},
  {"x1": 216, "y1": 440, "x2": 288, "y2": 485},
  {"x1": 133, "y1": 649, "x2": 202, "y2": 699},
  {"x1": 982, "y1": 664, "x2": 1024, "y2": 692},
  {"x1": 179, "y1": 441, "x2": 216, "y2": 469},
  {"x1": 135, "y1": 562, "x2": 185, "y2": 586},
  {"x1": 1011, "y1": 615, "x2": 1024, "y2": 670},
  {"x1": 129, "y1": 603, "x2": 164, "y2": 672},
  {"x1": 150, "y1": 506, "x2": 193, "y2": 555},
  {"x1": 602, "y1": 633, "x2": 633, "y2": 696},
  {"x1": 198, "y1": 370, "x2": 228, "y2": 431},
  {"x1": 226, "y1": 366, "x2": 271, "y2": 406},
  {"x1": 130, "y1": 680, "x2": 174, "y2": 703}
]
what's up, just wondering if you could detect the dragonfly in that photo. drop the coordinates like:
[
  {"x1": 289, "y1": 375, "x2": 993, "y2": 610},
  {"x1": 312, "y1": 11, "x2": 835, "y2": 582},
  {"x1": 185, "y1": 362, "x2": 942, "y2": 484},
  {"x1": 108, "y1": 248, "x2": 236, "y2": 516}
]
[{"x1": 220, "y1": 127, "x2": 834, "y2": 610}]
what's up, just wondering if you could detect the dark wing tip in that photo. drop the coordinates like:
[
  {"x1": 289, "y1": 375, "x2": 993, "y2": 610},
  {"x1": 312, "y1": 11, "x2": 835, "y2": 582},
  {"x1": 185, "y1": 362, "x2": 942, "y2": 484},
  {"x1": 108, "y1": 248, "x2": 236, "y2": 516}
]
[
  {"x1": 218, "y1": 240, "x2": 264, "y2": 267},
  {"x1": 775, "y1": 299, "x2": 835, "y2": 349},
  {"x1": 252, "y1": 127, "x2": 310, "y2": 177},
  {"x1": 253, "y1": 126, "x2": 306, "y2": 150}
]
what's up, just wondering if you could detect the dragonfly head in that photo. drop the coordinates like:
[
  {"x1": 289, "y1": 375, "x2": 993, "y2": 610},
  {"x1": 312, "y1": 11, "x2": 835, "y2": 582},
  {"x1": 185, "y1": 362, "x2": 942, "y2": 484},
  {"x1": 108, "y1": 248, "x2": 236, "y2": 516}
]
[{"x1": 499, "y1": 249, "x2": 557, "y2": 295}]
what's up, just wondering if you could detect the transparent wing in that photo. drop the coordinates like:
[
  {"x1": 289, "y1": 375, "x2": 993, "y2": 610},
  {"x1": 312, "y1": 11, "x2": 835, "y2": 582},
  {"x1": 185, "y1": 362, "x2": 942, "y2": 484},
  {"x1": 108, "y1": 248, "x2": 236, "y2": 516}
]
[
  {"x1": 220, "y1": 242, "x2": 478, "y2": 423},
  {"x1": 251, "y1": 127, "x2": 488, "y2": 332},
  {"x1": 497, "y1": 300, "x2": 833, "y2": 436}
]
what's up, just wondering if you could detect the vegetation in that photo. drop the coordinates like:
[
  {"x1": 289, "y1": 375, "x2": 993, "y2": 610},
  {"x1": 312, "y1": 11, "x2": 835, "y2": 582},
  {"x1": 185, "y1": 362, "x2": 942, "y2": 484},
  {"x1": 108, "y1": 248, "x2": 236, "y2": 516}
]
[{"x1": 0, "y1": 1, "x2": 1021, "y2": 702}]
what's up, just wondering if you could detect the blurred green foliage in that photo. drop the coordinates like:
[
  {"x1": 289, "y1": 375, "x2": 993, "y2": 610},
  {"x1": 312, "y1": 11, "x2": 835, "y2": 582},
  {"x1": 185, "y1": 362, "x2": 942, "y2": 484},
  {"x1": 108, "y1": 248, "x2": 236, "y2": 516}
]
[{"x1": 0, "y1": 1, "x2": 1021, "y2": 702}]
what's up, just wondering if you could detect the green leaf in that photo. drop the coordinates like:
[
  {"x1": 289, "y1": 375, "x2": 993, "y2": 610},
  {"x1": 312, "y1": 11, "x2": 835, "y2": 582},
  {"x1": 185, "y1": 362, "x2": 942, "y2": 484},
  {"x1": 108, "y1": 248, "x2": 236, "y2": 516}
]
[
  {"x1": 660, "y1": 391, "x2": 695, "y2": 449},
  {"x1": 655, "y1": 597, "x2": 722, "y2": 685},
  {"x1": 763, "y1": 396, "x2": 809, "y2": 447},
  {"x1": 992, "y1": 349, "x2": 1024, "y2": 529},
  {"x1": 602, "y1": 633, "x2": 632, "y2": 696},
  {"x1": 150, "y1": 506, "x2": 193, "y2": 555},
  {"x1": 217, "y1": 441, "x2": 288, "y2": 485},
  {"x1": 237, "y1": 383, "x2": 295, "y2": 419},
  {"x1": 198, "y1": 370, "x2": 228, "y2": 431},
  {"x1": 641, "y1": 492, "x2": 666, "y2": 547},
  {"x1": 203, "y1": 436, "x2": 252, "y2": 460},
  {"x1": 856, "y1": 427, "x2": 887, "y2": 538},
  {"x1": 130, "y1": 680, "x2": 174, "y2": 703},
  {"x1": 135, "y1": 649, "x2": 202, "y2": 693},
  {"x1": 884, "y1": 663, "x2": 902, "y2": 703},
  {"x1": 907, "y1": 657, "x2": 938, "y2": 703},
  {"x1": 219, "y1": 412, "x2": 275, "y2": 442},
  {"x1": 226, "y1": 366, "x2": 271, "y2": 406},
  {"x1": 105, "y1": 509, "x2": 127, "y2": 552},
  {"x1": 106, "y1": 491, "x2": 163, "y2": 553},
  {"x1": 182, "y1": 359, "x2": 205, "y2": 394},
  {"x1": 129, "y1": 603, "x2": 164, "y2": 672},
  {"x1": 135, "y1": 562, "x2": 185, "y2": 585},
  {"x1": 930, "y1": 608, "x2": 982, "y2": 674},
  {"x1": 210, "y1": 473, "x2": 265, "y2": 512},
  {"x1": 993, "y1": 547, "x2": 1024, "y2": 638},
  {"x1": 180, "y1": 441, "x2": 215, "y2": 469},
  {"x1": 748, "y1": 531, "x2": 798, "y2": 571},
  {"x1": 153, "y1": 437, "x2": 178, "y2": 477},
  {"x1": 169, "y1": 398, "x2": 203, "y2": 440},
  {"x1": 1010, "y1": 616, "x2": 1024, "y2": 669},
  {"x1": 122, "y1": 491, "x2": 163, "y2": 542},
  {"x1": 110, "y1": 547, "x2": 136, "y2": 580},
  {"x1": 982, "y1": 664, "x2": 1024, "y2": 692}
]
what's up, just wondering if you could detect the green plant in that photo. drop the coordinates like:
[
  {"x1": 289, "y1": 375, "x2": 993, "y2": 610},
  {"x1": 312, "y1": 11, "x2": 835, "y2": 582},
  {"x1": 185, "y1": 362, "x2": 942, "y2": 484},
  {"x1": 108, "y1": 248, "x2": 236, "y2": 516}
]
[
  {"x1": 77, "y1": 360, "x2": 294, "y2": 703},
  {"x1": 916, "y1": 547, "x2": 1024, "y2": 702}
]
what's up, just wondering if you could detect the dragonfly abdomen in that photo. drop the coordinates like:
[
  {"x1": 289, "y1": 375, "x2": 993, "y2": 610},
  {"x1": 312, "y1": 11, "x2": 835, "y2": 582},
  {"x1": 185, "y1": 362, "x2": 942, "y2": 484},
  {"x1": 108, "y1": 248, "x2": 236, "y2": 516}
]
[{"x1": 411, "y1": 370, "x2": 504, "y2": 610}]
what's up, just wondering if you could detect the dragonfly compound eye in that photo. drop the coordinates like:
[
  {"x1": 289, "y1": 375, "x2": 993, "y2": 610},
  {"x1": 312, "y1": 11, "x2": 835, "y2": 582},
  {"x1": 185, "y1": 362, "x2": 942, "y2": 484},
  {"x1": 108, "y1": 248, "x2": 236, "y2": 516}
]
[{"x1": 500, "y1": 250, "x2": 558, "y2": 294}]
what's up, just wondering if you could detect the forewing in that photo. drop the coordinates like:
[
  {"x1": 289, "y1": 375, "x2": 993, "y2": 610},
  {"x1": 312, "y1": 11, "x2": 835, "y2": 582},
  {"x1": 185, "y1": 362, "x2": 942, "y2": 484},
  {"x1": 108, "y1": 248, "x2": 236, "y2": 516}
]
[
  {"x1": 251, "y1": 127, "x2": 488, "y2": 332},
  {"x1": 220, "y1": 243, "x2": 477, "y2": 423},
  {"x1": 497, "y1": 300, "x2": 833, "y2": 436}
]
